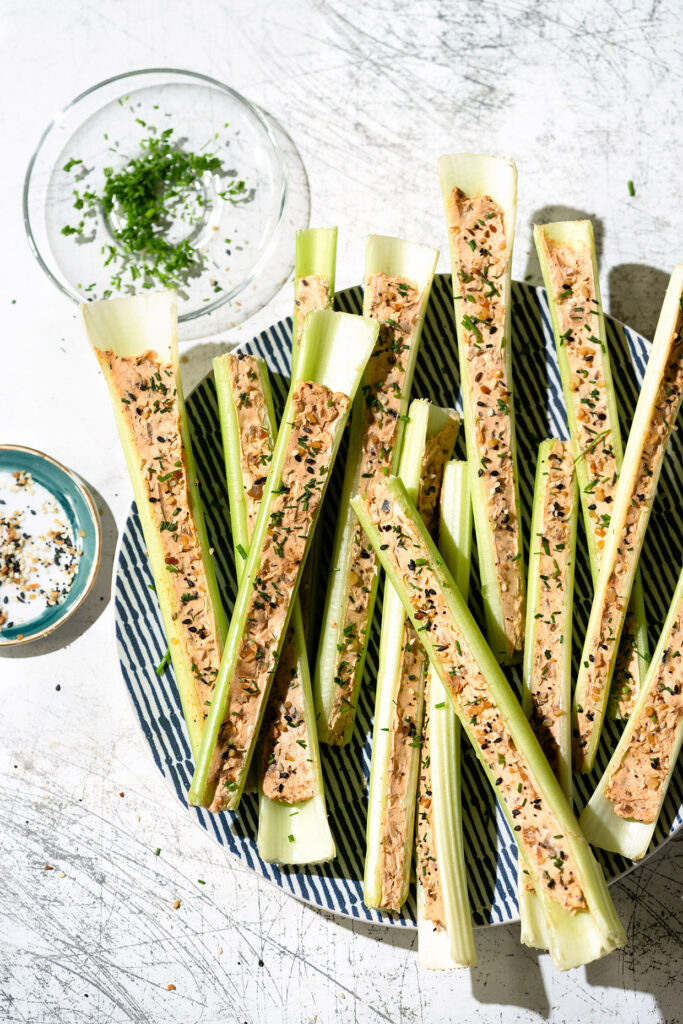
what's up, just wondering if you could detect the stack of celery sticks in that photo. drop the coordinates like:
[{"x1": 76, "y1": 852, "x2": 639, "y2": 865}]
[{"x1": 82, "y1": 155, "x2": 683, "y2": 974}]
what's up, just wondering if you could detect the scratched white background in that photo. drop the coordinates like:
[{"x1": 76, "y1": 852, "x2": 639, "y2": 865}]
[{"x1": 1, "y1": 1, "x2": 682, "y2": 1021}]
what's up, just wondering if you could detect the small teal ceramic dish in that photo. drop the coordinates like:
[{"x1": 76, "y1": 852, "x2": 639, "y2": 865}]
[{"x1": 0, "y1": 445, "x2": 101, "y2": 647}]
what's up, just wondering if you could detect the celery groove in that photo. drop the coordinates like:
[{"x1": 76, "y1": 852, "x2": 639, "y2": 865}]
[
  {"x1": 438, "y1": 153, "x2": 526, "y2": 665},
  {"x1": 580, "y1": 565, "x2": 683, "y2": 860},
  {"x1": 572, "y1": 266, "x2": 683, "y2": 773},
  {"x1": 81, "y1": 292, "x2": 227, "y2": 757},
  {"x1": 351, "y1": 478, "x2": 625, "y2": 970},
  {"x1": 190, "y1": 310, "x2": 378, "y2": 811},
  {"x1": 364, "y1": 400, "x2": 458, "y2": 911},
  {"x1": 314, "y1": 235, "x2": 439, "y2": 745},
  {"x1": 534, "y1": 220, "x2": 648, "y2": 718},
  {"x1": 518, "y1": 439, "x2": 578, "y2": 950},
  {"x1": 417, "y1": 460, "x2": 476, "y2": 969},
  {"x1": 212, "y1": 352, "x2": 334, "y2": 864}
]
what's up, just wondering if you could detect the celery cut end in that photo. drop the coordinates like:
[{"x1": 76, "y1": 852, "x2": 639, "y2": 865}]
[
  {"x1": 257, "y1": 793, "x2": 336, "y2": 866},
  {"x1": 81, "y1": 291, "x2": 226, "y2": 759}
]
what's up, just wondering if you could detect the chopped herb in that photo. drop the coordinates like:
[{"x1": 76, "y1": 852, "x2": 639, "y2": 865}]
[
  {"x1": 61, "y1": 118, "x2": 247, "y2": 294},
  {"x1": 156, "y1": 648, "x2": 171, "y2": 675}
]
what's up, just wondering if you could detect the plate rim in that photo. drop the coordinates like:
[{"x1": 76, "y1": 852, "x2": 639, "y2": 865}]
[
  {"x1": 0, "y1": 443, "x2": 102, "y2": 647},
  {"x1": 111, "y1": 277, "x2": 682, "y2": 930}
]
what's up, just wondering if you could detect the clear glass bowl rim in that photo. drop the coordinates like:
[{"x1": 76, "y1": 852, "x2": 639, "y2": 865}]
[{"x1": 23, "y1": 67, "x2": 288, "y2": 322}]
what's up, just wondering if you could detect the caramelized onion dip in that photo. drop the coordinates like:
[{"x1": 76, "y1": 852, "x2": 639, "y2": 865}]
[
  {"x1": 527, "y1": 441, "x2": 574, "y2": 777},
  {"x1": 225, "y1": 355, "x2": 273, "y2": 534},
  {"x1": 415, "y1": 672, "x2": 448, "y2": 928},
  {"x1": 294, "y1": 275, "x2": 329, "y2": 335}
]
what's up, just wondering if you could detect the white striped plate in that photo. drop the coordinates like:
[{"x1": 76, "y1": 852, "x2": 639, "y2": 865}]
[{"x1": 114, "y1": 277, "x2": 683, "y2": 928}]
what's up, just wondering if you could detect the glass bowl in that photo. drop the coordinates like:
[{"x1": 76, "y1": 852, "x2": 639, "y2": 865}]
[{"x1": 24, "y1": 69, "x2": 293, "y2": 333}]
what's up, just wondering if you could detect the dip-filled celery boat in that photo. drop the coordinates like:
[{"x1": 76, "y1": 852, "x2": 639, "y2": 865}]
[
  {"x1": 190, "y1": 309, "x2": 378, "y2": 812},
  {"x1": 351, "y1": 478, "x2": 625, "y2": 970},
  {"x1": 213, "y1": 350, "x2": 335, "y2": 864},
  {"x1": 292, "y1": 226, "x2": 338, "y2": 648},
  {"x1": 438, "y1": 153, "x2": 526, "y2": 665},
  {"x1": 534, "y1": 220, "x2": 648, "y2": 718},
  {"x1": 572, "y1": 265, "x2": 683, "y2": 773},
  {"x1": 81, "y1": 291, "x2": 227, "y2": 757},
  {"x1": 416, "y1": 460, "x2": 476, "y2": 969},
  {"x1": 580, "y1": 564, "x2": 683, "y2": 860},
  {"x1": 292, "y1": 226, "x2": 338, "y2": 377},
  {"x1": 364, "y1": 399, "x2": 458, "y2": 911},
  {"x1": 518, "y1": 439, "x2": 578, "y2": 951},
  {"x1": 314, "y1": 234, "x2": 439, "y2": 745}
]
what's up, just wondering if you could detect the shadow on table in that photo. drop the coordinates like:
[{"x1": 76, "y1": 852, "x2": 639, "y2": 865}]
[
  {"x1": 0, "y1": 482, "x2": 117, "y2": 659},
  {"x1": 179, "y1": 339, "x2": 241, "y2": 394},
  {"x1": 524, "y1": 205, "x2": 605, "y2": 286},
  {"x1": 330, "y1": 912, "x2": 550, "y2": 1016},
  {"x1": 585, "y1": 834, "x2": 683, "y2": 1021},
  {"x1": 523, "y1": 205, "x2": 669, "y2": 346},
  {"x1": 608, "y1": 263, "x2": 670, "y2": 343},
  {"x1": 470, "y1": 923, "x2": 549, "y2": 1017},
  {"x1": 181, "y1": 339, "x2": 292, "y2": 408}
]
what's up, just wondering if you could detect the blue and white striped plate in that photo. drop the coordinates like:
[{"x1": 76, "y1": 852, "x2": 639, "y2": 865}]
[{"x1": 114, "y1": 277, "x2": 683, "y2": 928}]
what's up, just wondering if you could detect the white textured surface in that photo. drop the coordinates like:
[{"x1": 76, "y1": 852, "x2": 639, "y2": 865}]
[{"x1": 1, "y1": 1, "x2": 682, "y2": 1021}]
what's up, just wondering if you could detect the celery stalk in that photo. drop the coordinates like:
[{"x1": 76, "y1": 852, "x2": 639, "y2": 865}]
[
  {"x1": 212, "y1": 352, "x2": 335, "y2": 864},
  {"x1": 213, "y1": 352, "x2": 274, "y2": 796},
  {"x1": 572, "y1": 266, "x2": 683, "y2": 773},
  {"x1": 438, "y1": 154, "x2": 526, "y2": 665},
  {"x1": 518, "y1": 439, "x2": 578, "y2": 950},
  {"x1": 417, "y1": 460, "x2": 476, "y2": 969},
  {"x1": 364, "y1": 400, "x2": 459, "y2": 911},
  {"x1": 213, "y1": 354, "x2": 278, "y2": 576},
  {"x1": 351, "y1": 478, "x2": 625, "y2": 970},
  {"x1": 314, "y1": 234, "x2": 439, "y2": 745},
  {"x1": 534, "y1": 220, "x2": 648, "y2": 718},
  {"x1": 292, "y1": 227, "x2": 338, "y2": 378},
  {"x1": 292, "y1": 227, "x2": 338, "y2": 651},
  {"x1": 580, "y1": 565, "x2": 683, "y2": 859},
  {"x1": 81, "y1": 292, "x2": 227, "y2": 757},
  {"x1": 190, "y1": 309, "x2": 378, "y2": 811}
]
